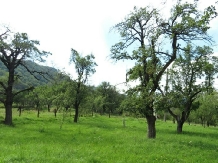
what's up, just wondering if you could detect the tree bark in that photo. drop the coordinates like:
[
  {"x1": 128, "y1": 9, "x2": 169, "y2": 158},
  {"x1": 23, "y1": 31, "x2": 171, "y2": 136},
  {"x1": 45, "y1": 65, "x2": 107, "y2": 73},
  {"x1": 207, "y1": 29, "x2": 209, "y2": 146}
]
[
  {"x1": 4, "y1": 80, "x2": 14, "y2": 125},
  {"x1": 177, "y1": 120, "x2": 184, "y2": 133},
  {"x1": 54, "y1": 109, "x2": 57, "y2": 117},
  {"x1": 47, "y1": 104, "x2": 50, "y2": 112},
  {"x1": 37, "y1": 108, "x2": 40, "y2": 117},
  {"x1": 4, "y1": 103, "x2": 13, "y2": 125},
  {"x1": 74, "y1": 106, "x2": 79, "y2": 123},
  {"x1": 146, "y1": 115, "x2": 156, "y2": 138}
]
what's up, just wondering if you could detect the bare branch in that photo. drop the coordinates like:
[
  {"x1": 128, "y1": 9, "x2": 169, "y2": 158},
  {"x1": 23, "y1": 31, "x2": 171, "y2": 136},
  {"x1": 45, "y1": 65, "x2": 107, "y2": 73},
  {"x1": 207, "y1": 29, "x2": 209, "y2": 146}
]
[
  {"x1": 19, "y1": 61, "x2": 51, "y2": 81},
  {"x1": 13, "y1": 86, "x2": 34, "y2": 97},
  {"x1": 0, "y1": 81, "x2": 7, "y2": 90},
  {"x1": 0, "y1": 27, "x2": 10, "y2": 40}
]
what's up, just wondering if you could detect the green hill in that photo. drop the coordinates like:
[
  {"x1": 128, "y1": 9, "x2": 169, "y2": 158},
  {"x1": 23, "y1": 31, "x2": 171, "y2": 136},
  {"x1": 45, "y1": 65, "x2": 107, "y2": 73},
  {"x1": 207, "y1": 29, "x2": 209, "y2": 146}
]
[{"x1": 0, "y1": 60, "x2": 59, "y2": 89}]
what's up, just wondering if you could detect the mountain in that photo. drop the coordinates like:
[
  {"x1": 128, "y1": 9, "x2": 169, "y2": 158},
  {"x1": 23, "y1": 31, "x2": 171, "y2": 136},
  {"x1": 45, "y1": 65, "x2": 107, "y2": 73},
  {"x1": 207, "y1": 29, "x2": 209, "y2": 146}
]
[{"x1": 0, "y1": 60, "x2": 59, "y2": 89}]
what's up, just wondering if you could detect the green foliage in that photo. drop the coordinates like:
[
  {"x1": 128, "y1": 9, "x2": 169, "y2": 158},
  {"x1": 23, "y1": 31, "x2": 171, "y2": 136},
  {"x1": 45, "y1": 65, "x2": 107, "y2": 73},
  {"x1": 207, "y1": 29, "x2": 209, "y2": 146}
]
[
  {"x1": 70, "y1": 48, "x2": 97, "y2": 83},
  {"x1": 96, "y1": 82, "x2": 124, "y2": 115},
  {"x1": 110, "y1": 1, "x2": 217, "y2": 120},
  {"x1": 69, "y1": 49, "x2": 97, "y2": 122},
  {"x1": 168, "y1": 44, "x2": 218, "y2": 111},
  {"x1": 159, "y1": 44, "x2": 218, "y2": 132},
  {"x1": 195, "y1": 92, "x2": 218, "y2": 126}
]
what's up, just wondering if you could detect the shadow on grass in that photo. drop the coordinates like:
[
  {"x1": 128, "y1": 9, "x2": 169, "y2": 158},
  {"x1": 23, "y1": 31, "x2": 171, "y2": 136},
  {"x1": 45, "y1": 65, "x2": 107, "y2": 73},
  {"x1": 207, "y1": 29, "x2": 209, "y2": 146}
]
[{"x1": 182, "y1": 130, "x2": 218, "y2": 139}]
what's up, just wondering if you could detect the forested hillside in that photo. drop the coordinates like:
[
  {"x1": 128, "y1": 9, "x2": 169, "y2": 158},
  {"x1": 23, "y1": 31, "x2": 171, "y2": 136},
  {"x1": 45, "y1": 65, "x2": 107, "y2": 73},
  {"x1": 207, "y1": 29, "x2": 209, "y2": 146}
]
[{"x1": 0, "y1": 60, "x2": 58, "y2": 89}]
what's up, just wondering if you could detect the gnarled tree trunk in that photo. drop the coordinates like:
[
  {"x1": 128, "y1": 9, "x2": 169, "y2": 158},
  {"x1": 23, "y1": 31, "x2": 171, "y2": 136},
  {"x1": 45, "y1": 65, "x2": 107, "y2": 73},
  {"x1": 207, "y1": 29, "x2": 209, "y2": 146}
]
[
  {"x1": 4, "y1": 103, "x2": 13, "y2": 125},
  {"x1": 176, "y1": 120, "x2": 184, "y2": 133},
  {"x1": 4, "y1": 73, "x2": 14, "y2": 125},
  {"x1": 146, "y1": 115, "x2": 156, "y2": 138}
]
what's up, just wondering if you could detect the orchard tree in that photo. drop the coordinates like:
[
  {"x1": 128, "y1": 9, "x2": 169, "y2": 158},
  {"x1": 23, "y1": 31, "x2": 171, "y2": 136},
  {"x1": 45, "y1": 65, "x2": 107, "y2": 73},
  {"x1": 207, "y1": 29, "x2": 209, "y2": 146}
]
[
  {"x1": 27, "y1": 88, "x2": 43, "y2": 117},
  {"x1": 166, "y1": 45, "x2": 218, "y2": 133},
  {"x1": 40, "y1": 85, "x2": 55, "y2": 112},
  {"x1": 51, "y1": 78, "x2": 73, "y2": 117},
  {"x1": 69, "y1": 48, "x2": 97, "y2": 122},
  {"x1": 13, "y1": 91, "x2": 29, "y2": 116},
  {"x1": 97, "y1": 82, "x2": 122, "y2": 117},
  {"x1": 110, "y1": 1, "x2": 217, "y2": 138},
  {"x1": 195, "y1": 92, "x2": 218, "y2": 127},
  {"x1": 0, "y1": 28, "x2": 51, "y2": 125}
]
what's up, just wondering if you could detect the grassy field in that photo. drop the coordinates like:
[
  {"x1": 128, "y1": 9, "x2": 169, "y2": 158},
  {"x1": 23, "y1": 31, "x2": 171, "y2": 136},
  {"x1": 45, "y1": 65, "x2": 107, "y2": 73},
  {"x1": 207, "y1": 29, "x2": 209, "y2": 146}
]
[{"x1": 0, "y1": 109, "x2": 217, "y2": 163}]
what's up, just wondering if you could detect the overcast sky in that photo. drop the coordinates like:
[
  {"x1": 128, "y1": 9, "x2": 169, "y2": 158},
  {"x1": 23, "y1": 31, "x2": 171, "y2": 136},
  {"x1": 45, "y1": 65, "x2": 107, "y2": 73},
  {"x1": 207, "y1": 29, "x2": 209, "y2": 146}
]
[{"x1": 0, "y1": 0, "x2": 218, "y2": 90}]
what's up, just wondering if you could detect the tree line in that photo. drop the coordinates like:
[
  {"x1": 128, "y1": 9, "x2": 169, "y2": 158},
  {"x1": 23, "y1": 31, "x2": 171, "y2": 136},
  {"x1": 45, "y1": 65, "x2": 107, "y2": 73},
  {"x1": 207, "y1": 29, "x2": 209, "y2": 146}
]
[{"x1": 0, "y1": 0, "x2": 218, "y2": 139}]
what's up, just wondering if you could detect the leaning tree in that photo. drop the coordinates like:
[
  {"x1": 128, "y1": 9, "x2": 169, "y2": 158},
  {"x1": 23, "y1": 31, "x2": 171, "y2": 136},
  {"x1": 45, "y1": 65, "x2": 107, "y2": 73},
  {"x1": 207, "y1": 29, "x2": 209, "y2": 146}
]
[
  {"x1": 0, "y1": 27, "x2": 51, "y2": 125},
  {"x1": 110, "y1": 1, "x2": 217, "y2": 138}
]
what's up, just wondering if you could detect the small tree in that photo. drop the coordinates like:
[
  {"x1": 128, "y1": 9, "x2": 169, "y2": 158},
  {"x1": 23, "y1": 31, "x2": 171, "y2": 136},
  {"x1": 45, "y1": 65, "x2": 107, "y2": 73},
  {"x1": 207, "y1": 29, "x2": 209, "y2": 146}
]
[
  {"x1": 96, "y1": 82, "x2": 122, "y2": 117},
  {"x1": 166, "y1": 45, "x2": 218, "y2": 133},
  {"x1": 196, "y1": 93, "x2": 218, "y2": 127},
  {"x1": 69, "y1": 49, "x2": 97, "y2": 123}
]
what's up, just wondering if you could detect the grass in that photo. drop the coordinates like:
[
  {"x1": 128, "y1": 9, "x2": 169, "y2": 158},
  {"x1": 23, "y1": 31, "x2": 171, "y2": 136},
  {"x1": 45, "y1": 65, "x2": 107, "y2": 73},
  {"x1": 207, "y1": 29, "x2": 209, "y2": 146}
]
[{"x1": 0, "y1": 109, "x2": 217, "y2": 163}]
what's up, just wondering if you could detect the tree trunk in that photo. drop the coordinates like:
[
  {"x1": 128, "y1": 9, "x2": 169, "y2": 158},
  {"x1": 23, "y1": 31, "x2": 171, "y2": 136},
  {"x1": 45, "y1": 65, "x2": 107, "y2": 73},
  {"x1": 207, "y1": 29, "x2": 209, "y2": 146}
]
[
  {"x1": 36, "y1": 102, "x2": 40, "y2": 117},
  {"x1": 4, "y1": 69, "x2": 15, "y2": 125},
  {"x1": 4, "y1": 103, "x2": 13, "y2": 125},
  {"x1": 54, "y1": 109, "x2": 57, "y2": 117},
  {"x1": 177, "y1": 120, "x2": 184, "y2": 133},
  {"x1": 18, "y1": 106, "x2": 22, "y2": 117},
  {"x1": 146, "y1": 115, "x2": 156, "y2": 138},
  {"x1": 4, "y1": 87, "x2": 13, "y2": 125},
  {"x1": 37, "y1": 108, "x2": 40, "y2": 117},
  {"x1": 163, "y1": 113, "x2": 166, "y2": 122},
  {"x1": 207, "y1": 121, "x2": 210, "y2": 127},
  {"x1": 47, "y1": 104, "x2": 50, "y2": 112},
  {"x1": 74, "y1": 106, "x2": 79, "y2": 123}
]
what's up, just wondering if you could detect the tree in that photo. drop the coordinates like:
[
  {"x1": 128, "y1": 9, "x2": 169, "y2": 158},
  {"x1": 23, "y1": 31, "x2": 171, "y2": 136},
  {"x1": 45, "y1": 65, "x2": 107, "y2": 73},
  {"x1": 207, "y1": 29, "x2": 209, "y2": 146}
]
[
  {"x1": 195, "y1": 92, "x2": 218, "y2": 127},
  {"x1": 51, "y1": 77, "x2": 72, "y2": 117},
  {"x1": 166, "y1": 45, "x2": 218, "y2": 133},
  {"x1": 97, "y1": 82, "x2": 123, "y2": 117},
  {"x1": 69, "y1": 48, "x2": 97, "y2": 123},
  {"x1": 13, "y1": 91, "x2": 29, "y2": 116},
  {"x1": 27, "y1": 88, "x2": 44, "y2": 117},
  {"x1": 0, "y1": 28, "x2": 51, "y2": 125},
  {"x1": 110, "y1": 1, "x2": 217, "y2": 138}
]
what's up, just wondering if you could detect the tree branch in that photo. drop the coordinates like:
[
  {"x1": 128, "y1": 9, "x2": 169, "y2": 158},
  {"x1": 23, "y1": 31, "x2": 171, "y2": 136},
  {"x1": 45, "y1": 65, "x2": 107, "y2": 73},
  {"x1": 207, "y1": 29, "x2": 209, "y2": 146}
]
[
  {"x1": 20, "y1": 62, "x2": 51, "y2": 81},
  {"x1": 168, "y1": 108, "x2": 177, "y2": 119},
  {"x1": 13, "y1": 86, "x2": 34, "y2": 97},
  {"x1": 0, "y1": 81, "x2": 7, "y2": 90},
  {"x1": 0, "y1": 28, "x2": 10, "y2": 40}
]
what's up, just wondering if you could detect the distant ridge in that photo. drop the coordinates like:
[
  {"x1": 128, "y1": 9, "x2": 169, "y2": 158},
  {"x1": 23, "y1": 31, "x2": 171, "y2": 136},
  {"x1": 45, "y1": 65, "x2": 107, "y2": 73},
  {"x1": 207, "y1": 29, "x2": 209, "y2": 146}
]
[{"x1": 0, "y1": 60, "x2": 59, "y2": 89}]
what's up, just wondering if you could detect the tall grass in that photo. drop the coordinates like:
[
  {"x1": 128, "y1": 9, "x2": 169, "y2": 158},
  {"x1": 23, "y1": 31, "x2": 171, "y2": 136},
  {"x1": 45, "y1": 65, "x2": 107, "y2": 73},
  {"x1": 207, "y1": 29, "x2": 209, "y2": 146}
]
[{"x1": 0, "y1": 109, "x2": 217, "y2": 163}]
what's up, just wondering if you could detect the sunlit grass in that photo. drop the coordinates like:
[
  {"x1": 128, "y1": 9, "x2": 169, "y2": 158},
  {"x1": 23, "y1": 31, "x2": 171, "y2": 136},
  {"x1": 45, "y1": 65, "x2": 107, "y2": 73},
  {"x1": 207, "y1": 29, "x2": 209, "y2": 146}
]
[{"x1": 0, "y1": 108, "x2": 217, "y2": 163}]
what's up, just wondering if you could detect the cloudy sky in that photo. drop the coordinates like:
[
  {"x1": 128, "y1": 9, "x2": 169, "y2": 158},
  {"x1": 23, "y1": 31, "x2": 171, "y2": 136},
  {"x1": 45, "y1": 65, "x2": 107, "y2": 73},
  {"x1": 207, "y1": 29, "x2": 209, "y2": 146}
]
[{"x1": 0, "y1": 0, "x2": 218, "y2": 89}]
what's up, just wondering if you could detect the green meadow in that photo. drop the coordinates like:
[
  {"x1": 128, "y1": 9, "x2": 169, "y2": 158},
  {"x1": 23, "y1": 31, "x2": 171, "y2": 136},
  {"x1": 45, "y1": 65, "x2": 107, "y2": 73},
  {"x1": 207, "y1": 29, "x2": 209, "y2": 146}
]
[{"x1": 0, "y1": 109, "x2": 217, "y2": 163}]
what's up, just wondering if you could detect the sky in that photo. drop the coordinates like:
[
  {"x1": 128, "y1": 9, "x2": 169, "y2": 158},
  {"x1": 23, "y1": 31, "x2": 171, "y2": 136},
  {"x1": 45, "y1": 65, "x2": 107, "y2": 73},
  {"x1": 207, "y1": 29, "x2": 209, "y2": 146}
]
[{"x1": 0, "y1": 0, "x2": 218, "y2": 90}]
